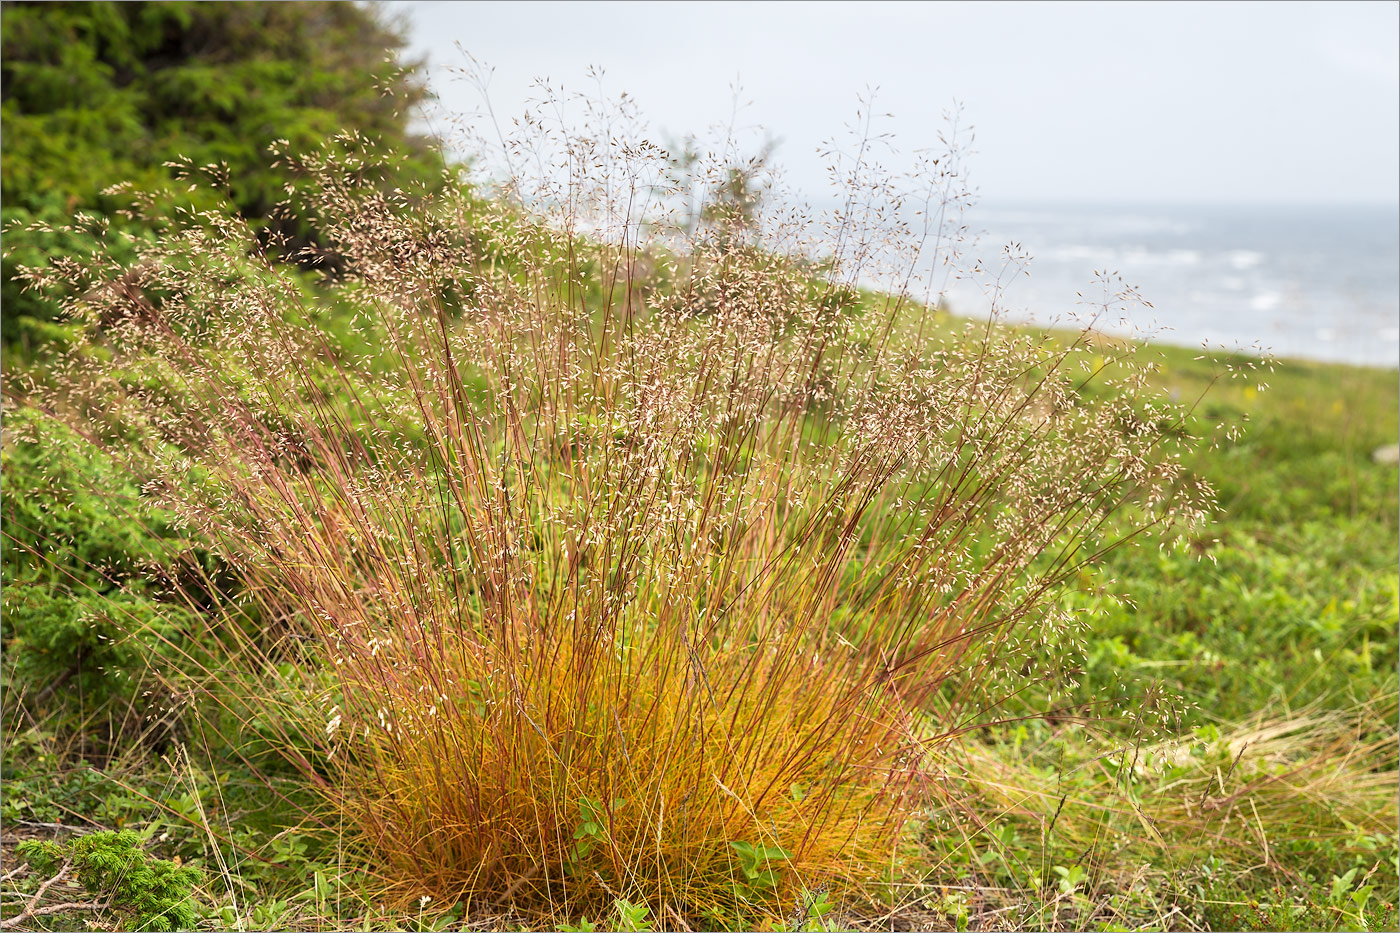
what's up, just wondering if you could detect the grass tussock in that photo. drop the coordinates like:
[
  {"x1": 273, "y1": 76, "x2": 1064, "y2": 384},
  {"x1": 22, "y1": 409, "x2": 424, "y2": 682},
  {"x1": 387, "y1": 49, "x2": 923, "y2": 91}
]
[{"x1": 7, "y1": 90, "x2": 1236, "y2": 927}]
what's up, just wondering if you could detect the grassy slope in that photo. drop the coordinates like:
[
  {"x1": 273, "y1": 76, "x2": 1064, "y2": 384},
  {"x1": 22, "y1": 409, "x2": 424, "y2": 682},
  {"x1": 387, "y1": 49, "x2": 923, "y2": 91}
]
[
  {"x1": 3, "y1": 312, "x2": 1396, "y2": 931},
  {"x1": 911, "y1": 344, "x2": 1399, "y2": 932},
  {"x1": 1087, "y1": 344, "x2": 1397, "y2": 722}
]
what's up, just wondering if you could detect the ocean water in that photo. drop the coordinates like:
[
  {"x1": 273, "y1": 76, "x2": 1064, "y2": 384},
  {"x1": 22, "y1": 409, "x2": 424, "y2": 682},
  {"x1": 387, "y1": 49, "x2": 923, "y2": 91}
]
[{"x1": 939, "y1": 201, "x2": 1399, "y2": 368}]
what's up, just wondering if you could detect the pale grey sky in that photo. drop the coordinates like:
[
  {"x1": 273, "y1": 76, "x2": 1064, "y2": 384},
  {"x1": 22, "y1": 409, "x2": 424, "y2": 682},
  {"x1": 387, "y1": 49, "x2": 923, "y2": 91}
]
[{"x1": 386, "y1": 0, "x2": 1400, "y2": 206}]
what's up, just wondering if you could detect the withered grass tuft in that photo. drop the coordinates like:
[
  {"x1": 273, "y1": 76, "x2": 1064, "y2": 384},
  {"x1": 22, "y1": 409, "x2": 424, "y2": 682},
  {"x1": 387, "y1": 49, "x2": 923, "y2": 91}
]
[{"x1": 10, "y1": 90, "x2": 1226, "y2": 927}]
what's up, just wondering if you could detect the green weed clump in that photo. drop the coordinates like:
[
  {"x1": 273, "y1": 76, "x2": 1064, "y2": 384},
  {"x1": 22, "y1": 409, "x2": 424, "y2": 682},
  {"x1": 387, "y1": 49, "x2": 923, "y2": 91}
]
[
  {"x1": 1, "y1": 405, "x2": 217, "y2": 754},
  {"x1": 9, "y1": 93, "x2": 1218, "y2": 928},
  {"x1": 14, "y1": 830, "x2": 202, "y2": 931}
]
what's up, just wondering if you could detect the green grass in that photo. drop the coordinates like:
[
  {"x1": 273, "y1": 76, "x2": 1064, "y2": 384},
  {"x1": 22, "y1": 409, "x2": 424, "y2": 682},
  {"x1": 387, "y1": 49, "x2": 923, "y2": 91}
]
[
  {"x1": 914, "y1": 344, "x2": 1399, "y2": 932},
  {"x1": 1059, "y1": 346, "x2": 1398, "y2": 721},
  {"x1": 6, "y1": 337, "x2": 1394, "y2": 932}
]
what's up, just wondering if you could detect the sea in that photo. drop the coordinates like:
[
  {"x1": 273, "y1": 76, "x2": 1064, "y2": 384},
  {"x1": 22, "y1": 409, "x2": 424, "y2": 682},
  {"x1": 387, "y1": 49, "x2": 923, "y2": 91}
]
[{"x1": 936, "y1": 201, "x2": 1399, "y2": 368}]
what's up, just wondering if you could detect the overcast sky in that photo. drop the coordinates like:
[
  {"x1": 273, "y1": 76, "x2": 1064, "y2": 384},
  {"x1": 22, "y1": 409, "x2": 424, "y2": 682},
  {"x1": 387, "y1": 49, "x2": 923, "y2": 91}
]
[{"x1": 386, "y1": 0, "x2": 1399, "y2": 206}]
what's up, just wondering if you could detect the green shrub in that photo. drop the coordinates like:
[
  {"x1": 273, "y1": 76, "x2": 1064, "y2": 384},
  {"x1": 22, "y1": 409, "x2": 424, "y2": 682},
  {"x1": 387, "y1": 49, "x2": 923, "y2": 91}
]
[
  {"x1": 2, "y1": 406, "x2": 209, "y2": 734},
  {"x1": 1, "y1": 0, "x2": 442, "y2": 351},
  {"x1": 18, "y1": 830, "x2": 202, "y2": 931}
]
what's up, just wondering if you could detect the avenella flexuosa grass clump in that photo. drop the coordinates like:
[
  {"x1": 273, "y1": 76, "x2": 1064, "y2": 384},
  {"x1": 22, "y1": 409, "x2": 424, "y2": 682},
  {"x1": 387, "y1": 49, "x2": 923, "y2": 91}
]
[{"x1": 13, "y1": 87, "x2": 1215, "y2": 928}]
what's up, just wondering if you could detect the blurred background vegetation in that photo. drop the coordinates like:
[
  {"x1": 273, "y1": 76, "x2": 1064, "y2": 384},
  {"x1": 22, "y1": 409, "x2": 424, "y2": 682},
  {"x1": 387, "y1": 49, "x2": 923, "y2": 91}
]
[{"x1": 0, "y1": 0, "x2": 442, "y2": 357}]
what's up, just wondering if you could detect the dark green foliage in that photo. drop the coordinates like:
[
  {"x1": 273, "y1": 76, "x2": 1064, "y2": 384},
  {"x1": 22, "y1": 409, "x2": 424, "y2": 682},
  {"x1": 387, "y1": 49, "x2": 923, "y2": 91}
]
[
  {"x1": 1, "y1": 0, "x2": 441, "y2": 350},
  {"x1": 1, "y1": 406, "x2": 205, "y2": 730},
  {"x1": 2, "y1": 407, "x2": 186, "y2": 572},
  {"x1": 18, "y1": 830, "x2": 202, "y2": 931}
]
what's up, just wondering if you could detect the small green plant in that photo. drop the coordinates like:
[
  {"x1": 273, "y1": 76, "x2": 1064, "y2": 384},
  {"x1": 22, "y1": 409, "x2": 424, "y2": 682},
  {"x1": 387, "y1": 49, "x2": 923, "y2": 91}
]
[
  {"x1": 558, "y1": 917, "x2": 598, "y2": 932},
  {"x1": 730, "y1": 839, "x2": 794, "y2": 898},
  {"x1": 17, "y1": 830, "x2": 201, "y2": 931},
  {"x1": 248, "y1": 898, "x2": 294, "y2": 930},
  {"x1": 1329, "y1": 867, "x2": 1378, "y2": 929},
  {"x1": 569, "y1": 796, "x2": 625, "y2": 869},
  {"x1": 614, "y1": 897, "x2": 652, "y2": 932},
  {"x1": 1052, "y1": 863, "x2": 1088, "y2": 897},
  {"x1": 938, "y1": 891, "x2": 970, "y2": 932},
  {"x1": 787, "y1": 885, "x2": 836, "y2": 932}
]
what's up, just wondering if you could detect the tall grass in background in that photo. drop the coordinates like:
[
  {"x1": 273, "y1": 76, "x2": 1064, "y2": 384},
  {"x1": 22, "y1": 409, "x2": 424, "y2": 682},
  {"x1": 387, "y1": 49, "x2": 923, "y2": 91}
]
[{"x1": 8, "y1": 90, "x2": 1221, "y2": 927}]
